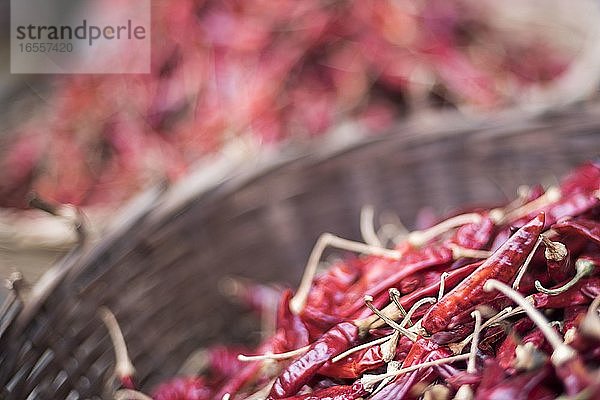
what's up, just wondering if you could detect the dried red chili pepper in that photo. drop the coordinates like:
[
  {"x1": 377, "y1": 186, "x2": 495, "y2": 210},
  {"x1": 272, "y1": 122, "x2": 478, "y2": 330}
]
[
  {"x1": 421, "y1": 213, "x2": 545, "y2": 334},
  {"x1": 357, "y1": 260, "x2": 482, "y2": 322},
  {"x1": 533, "y1": 277, "x2": 600, "y2": 309},
  {"x1": 560, "y1": 162, "x2": 600, "y2": 196},
  {"x1": 553, "y1": 218, "x2": 600, "y2": 246},
  {"x1": 268, "y1": 322, "x2": 359, "y2": 399},
  {"x1": 277, "y1": 290, "x2": 310, "y2": 350},
  {"x1": 318, "y1": 335, "x2": 413, "y2": 379},
  {"x1": 276, "y1": 382, "x2": 367, "y2": 400},
  {"x1": 343, "y1": 245, "x2": 454, "y2": 317},
  {"x1": 368, "y1": 342, "x2": 449, "y2": 400},
  {"x1": 475, "y1": 364, "x2": 552, "y2": 400},
  {"x1": 153, "y1": 376, "x2": 212, "y2": 400}
]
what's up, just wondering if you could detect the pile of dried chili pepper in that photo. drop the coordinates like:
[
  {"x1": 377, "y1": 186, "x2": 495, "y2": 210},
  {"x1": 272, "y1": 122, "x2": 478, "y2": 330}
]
[
  {"x1": 103, "y1": 162, "x2": 600, "y2": 400},
  {"x1": 1, "y1": 0, "x2": 580, "y2": 209}
]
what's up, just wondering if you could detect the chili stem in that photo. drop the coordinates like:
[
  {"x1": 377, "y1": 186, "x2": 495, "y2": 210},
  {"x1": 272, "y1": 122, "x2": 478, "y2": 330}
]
[
  {"x1": 541, "y1": 236, "x2": 568, "y2": 261},
  {"x1": 484, "y1": 279, "x2": 576, "y2": 366},
  {"x1": 361, "y1": 354, "x2": 470, "y2": 390},
  {"x1": 454, "y1": 311, "x2": 483, "y2": 400},
  {"x1": 407, "y1": 213, "x2": 482, "y2": 247},
  {"x1": 177, "y1": 348, "x2": 209, "y2": 376},
  {"x1": 512, "y1": 236, "x2": 543, "y2": 290},
  {"x1": 361, "y1": 205, "x2": 383, "y2": 247},
  {"x1": 489, "y1": 185, "x2": 531, "y2": 223},
  {"x1": 467, "y1": 310, "x2": 482, "y2": 373},
  {"x1": 449, "y1": 244, "x2": 492, "y2": 260},
  {"x1": 438, "y1": 272, "x2": 450, "y2": 301},
  {"x1": 238, "y1": 345, "x2": 310, "y2": 362},
  {"x1": 371, "y1": 360, "x2": 401, "y2": 396},
  {"x1": 380, "y1": 331, "x2": 401, "y2": 362},
  {"x1": 499, "y1": 186, "x2": 561, "y2": 224},
  {"x1": 290, "y1": 233, "x2": 401, "y2": 314},
  {"x1": 364, "y1": 295, "x2": 417, "y2": 341},
  {"x1": 98, "y1": 307, "x2": 135, "y2": 384},
  {"x1": 331, "y1": 335, "x2": 393, "y2": 363},
  {"x1": 535, "y1": 259, "x2": 595, "y2": 295},
  {"x1": 450, "y1": 306, "x2": 521, "y2": 355},
  {"x1": 401, "y1": 297, "x2": 437, "y2": 327},
  {"x1": 388, "y1": 288, "x2": 411, "y2": 327}
]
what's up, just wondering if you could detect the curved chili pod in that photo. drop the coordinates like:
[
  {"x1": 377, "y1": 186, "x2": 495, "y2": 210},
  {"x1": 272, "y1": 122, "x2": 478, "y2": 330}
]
[
  {"x1": 355, "y1": 260, "x2": 482, "y2": 322},
  {"x1": 343, "y1": 245, "x2": 453, "y2": 317},
  {"x1": 278, "y1": 290, "x2": 311, "y2": 349},
  {"x1": 369, "y1": 341, "x2": 444, "y2": 400},
  {"x1": 533, "y1": 277, "x2": 600, "y2": 308},
  {"x1": 422, "y1": 213, "x2": 545, "y2": 334},
  {"x1": 475, "y1": 365, "x2": 551, "y2": 400},
  {"x1": 450, "y1": 214, "x2": 495, "y2": 250},
  {"x1": 553, "y1": 218, "x2": 600, "y2": 246},
  {"x1": 277, "y1": 382, "x2": 367, "y2": 400},
  {"x1": 560, "y1": 162, "x2": 600, "y2": 195},
  {"x1": 268, "y1": 322, "x2": 359, "y2": 399},
  {"x1": 318, "y1": 335, "x2": 413, "y2": 379}
]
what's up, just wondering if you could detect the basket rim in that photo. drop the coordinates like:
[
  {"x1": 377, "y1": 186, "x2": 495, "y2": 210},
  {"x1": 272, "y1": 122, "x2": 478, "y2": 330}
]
[{"x1": 8, "y1": 100, "x2": 600, "y2": 337}]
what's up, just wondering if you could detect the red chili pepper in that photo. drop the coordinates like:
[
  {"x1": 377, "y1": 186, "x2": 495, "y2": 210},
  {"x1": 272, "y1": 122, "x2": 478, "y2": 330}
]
[
  {"x1": 204, "y1": 345, "x2": 248, "y2": 381},
  {"x1": 318, "y1": 335, "x2": 413, "y2": 379},
  {"x1": 277, "y1": 290, "x2": 310, "y2": 349},
  {"x1": 560, "y1": 162, "x2": 600, "y2": 196},
  {"x1": 449, "y1": 214, "x2": 495, "y2": 250},
  {"x1": 369, "y1": 341, "x2": 446, "y2": 400},
  {"x1": 355, "y1": 260, "x2": 482, "y2": 321},
  {"x1": 317, "y1": 345, "x2": 386, "y2": 379},
  {"x1": 553, "y1": 218, "x2": 600, "y2": 246},
  {"x1": 533, "y1": 277, "x2": 600, "y2": 308},
  {"x1": 422, "y1": 213, "x2": 545, "y2": 334},
  {"x1": 496, "y1": 318, "x2": 535, "y2": 370},
  {"x1": 276, "y1": 382, "x2": 367, "y2": 400},
  {"x1": 546, "y1": 247, "x2": 573, "y2": 285},
  {"x1": 342, "y1": 245, "x2": 453, "y2": 317},
  {"x1": 557, "y1": 358, "x2": 594, "y2": 396},
  {"x1": 268, "y1": 322, "x2": 359, "y2": 399},
  {"x1": 152, "y1": 376, "x2": 212, "y2": 400},
  {"x1": 513, "y1": 191, "x2": 599, "y2": 228},
  {"x1": 475, "y1": 365, "x2": 552, "y2": 400},
  {"x1": 214, "y1": 332, "x2": 289, "y2": 399}
]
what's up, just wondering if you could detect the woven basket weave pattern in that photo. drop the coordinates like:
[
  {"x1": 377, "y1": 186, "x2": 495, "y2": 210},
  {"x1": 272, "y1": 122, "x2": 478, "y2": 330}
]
[{"x1": 1, "y1": 106, "x2": 600, "y2": 399}]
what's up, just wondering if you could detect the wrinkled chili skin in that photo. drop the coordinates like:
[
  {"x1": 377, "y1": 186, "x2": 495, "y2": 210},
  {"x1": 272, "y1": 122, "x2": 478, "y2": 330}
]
[
  {"x1": 343, "y1": 245, "x2": 453, "y2": 317},
  {"x1": 355, "y1": 260, "x2": 482, "y2": 321},
  {"x1": 369, "y1": 343, "x2": 446, "y2": 400},
  {"x1": 532, "y1": 277, "x2": 600, "y2": 308},
  {"x1": 278, "y1": 290, "x2": 311, "y2": 349},
  {"x1": 422, "y1": 213, "x2": 545, "y2": 334},
  {"x1": 277, "y1": 382, "x2": 367, "y2": 400},
  {"x1": 512, "y1": 191, "x2": 599, "y2": 228},
  {"x1": 475, "y1": 365, "x2": 551, "y2": 400},
  {"x1": 553, "y1": 218, "x2": 600, "y2": 245},
  {"x1": 450, "y1": 214, "x2": 495, "y2": 250},
  {"x1": 268, "y1": 322, "x2": 359, "y2": 399},
  {"x1": 317, "y1": 335, "x2": 413, "y2": 379},
  {"x1": 317, "y1": 346, "x2": 384, "y2": 379}
]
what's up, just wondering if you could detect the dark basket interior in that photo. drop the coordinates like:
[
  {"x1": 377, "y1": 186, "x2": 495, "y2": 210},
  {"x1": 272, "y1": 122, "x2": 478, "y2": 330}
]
[{"x1": 1, "y1": 104, "x2": 600, "y2": 399}]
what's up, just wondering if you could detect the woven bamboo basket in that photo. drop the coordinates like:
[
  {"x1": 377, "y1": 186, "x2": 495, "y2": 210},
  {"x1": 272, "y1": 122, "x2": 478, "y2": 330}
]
[{"x1": 1, "y1": 104, "x2": 600, "y2": 400}]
